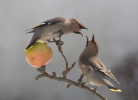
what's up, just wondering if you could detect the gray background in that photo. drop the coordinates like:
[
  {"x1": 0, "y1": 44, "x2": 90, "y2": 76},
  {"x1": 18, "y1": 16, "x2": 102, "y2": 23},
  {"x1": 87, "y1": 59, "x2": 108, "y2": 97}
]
[{"x1": 1, "y1": 0, "x2": 138, "y2": 100}]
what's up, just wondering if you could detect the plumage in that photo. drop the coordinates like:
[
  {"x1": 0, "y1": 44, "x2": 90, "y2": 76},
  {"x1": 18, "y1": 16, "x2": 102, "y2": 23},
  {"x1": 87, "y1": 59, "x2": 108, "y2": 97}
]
[
  {"x1": 78, "y1": 35, "x2": 121, "y2": 92},
  {"x1": 26, "y1": 17, "x2": 87, "y2": 49},
  {"x1": 26, "y1": 17, "x2": 65, "y2": 34}
]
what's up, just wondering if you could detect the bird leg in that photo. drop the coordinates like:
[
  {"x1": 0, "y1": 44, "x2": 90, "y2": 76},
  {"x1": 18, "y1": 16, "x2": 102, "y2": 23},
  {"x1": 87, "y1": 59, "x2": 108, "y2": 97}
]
[
  {"x1": 93, "y1": 85, "x2": 100, "y2": 95},
  {"x1": 59, "y1": 27, "x2": 64, "y2": 36},
  {"x1": 53, "y1": 38, "x2": 68, "y2": 69},
  {"x1": 78, "y1": 74, "x2": 85, "y2": 87},
  {"x1": 47, "y1": 40, "x2": 64, "y2": 46},
  {"x1": 57, "y1": 27, "x2": 64, "y2": 46},
  {"x1": 52, "y1": 27, "x2": 64, "y2": 46},
  {"x1": 47, "y1": 27, "x2": 64, "y2": 45},
  {"x1": 80, "y1": 82, "x2": 87, "y2": 88}
]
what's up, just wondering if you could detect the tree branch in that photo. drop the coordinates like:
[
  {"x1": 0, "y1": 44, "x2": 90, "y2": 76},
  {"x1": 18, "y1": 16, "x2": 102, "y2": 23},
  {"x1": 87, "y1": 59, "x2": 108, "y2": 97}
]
[
  {"x1": 53, "y1": 34, "x2": 69, "y2": 78},
  {"x1": 36, "y1": 65, "x2": 106, "y2": 100},
  {"x1": 35, "y1": 37, "x2": 107, "y2": 100}
]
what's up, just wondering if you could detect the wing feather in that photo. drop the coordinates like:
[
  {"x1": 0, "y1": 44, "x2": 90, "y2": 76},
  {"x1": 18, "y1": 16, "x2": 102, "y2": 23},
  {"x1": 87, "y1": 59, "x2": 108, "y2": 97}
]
[{"x1": 25, "y1": 17, "x2": 65, "y2": 34}]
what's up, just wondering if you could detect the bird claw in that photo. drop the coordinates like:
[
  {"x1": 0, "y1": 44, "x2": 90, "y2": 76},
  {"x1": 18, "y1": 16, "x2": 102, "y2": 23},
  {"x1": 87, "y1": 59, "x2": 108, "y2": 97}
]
[
  {"x1": 93, "y1": 89, "x2": 96, "y2": 95},
  {"x1": 78, "y1": 74, "x2": 84, "y2": 83},
  {"x1": 56, "y1": 40, "x2": 64, "y2": 46},
  {"x1": 78, "y1": 82, "x2": 86, "y2": 88},
  {"x1": 81, "y1": 82, "x2": 86, "y2": 87},
  {"x1": 93, "y1": 86, "x2": 99, "y2": 95},
  {"x1": 48, "y1": 39, "x2": 64, "y2": 47}
]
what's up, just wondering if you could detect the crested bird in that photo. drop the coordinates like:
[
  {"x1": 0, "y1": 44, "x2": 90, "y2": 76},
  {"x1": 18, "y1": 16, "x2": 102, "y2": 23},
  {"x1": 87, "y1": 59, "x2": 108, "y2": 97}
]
[
  {"x1": 78, "y1": 35, "x2": 121, "y2": 92},
  {"x1": 26, "y1": 17, "x2": 87, "y2": 49}
]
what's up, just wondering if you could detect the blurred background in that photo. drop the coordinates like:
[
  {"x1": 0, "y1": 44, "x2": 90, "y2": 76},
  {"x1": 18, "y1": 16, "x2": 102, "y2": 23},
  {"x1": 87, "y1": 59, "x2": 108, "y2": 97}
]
[{"x1": 1, "y1": 0, "x2": 138, "y2": 100}]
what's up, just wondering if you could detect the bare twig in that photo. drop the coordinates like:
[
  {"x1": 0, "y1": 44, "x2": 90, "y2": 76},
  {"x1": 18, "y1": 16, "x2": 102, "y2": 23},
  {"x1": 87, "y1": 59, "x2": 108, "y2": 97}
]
[
  {"x1": 54, "y1": 29, "x2": 68, "y2": 68},
  {"x1": 36, "y1": 66, "x2": 106, "y2": 100},
  {"x1": 67, "y1": 84, "x2": 71, "y2": 88},
  {"x1": 62, "y1": 62, "x2": 76, "y2": 78},
  {"x1": 53, "y1": 34, "x2": 69, "y2": 78},
  {"x1": 65, "y1": 62, "x2": 76, "y2": 88}
]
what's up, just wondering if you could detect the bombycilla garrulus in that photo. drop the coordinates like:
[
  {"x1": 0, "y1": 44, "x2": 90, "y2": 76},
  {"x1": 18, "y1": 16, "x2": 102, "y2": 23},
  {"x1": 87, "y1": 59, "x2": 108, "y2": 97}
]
[
  {"x1": 26, "y1": 17, "x2": 87, "y2": 49},
  {"x1": 78, "y1": 35, "x2": 121, "y2": 92}
]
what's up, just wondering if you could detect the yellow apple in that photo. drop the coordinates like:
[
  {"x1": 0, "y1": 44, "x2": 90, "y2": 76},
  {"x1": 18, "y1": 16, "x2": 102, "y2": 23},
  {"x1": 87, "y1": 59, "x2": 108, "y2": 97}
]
[{"x1": 24, "y1": 41, "x2": 53, "y2": 68}]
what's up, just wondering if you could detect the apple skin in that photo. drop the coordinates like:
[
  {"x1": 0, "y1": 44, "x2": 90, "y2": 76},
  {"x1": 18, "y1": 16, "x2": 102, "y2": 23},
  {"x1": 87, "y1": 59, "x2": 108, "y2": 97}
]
[{"x1": 25, "y1": 41, "x2": 53, "y2": 68}]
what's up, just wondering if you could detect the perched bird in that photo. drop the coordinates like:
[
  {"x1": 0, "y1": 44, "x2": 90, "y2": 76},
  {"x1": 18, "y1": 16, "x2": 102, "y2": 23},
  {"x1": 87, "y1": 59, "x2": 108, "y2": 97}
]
[
  {"x1": 26, "y1": 17, "x2": 87, "y2": 49},
  {"x1": 78, "y1": 35, "x2": 121, "y2": 92}
]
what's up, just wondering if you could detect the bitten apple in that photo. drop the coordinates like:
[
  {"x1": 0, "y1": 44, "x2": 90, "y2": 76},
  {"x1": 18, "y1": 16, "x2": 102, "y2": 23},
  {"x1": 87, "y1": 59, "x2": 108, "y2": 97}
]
[{"x1": 25, "y1": 41, "x2": 53, "y2": 67}]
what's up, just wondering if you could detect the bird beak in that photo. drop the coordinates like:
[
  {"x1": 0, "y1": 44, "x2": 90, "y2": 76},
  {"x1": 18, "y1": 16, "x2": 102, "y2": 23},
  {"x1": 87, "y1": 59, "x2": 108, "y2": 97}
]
[
  {"x1": 86, "y1": 36, "x2": 89, "y2": 40},
  {"x1": 75, "y1": 32, "x2": 83, "y2": 37},
  {"x1": 86, "y1": 36, "x2": 89, "y2": 45},
  {"x1": 91, "y1": 34, "x2": 95, "y2": 43},
  {"x1": 82, "y1": 27, "x2": 88, "y2": 30}
]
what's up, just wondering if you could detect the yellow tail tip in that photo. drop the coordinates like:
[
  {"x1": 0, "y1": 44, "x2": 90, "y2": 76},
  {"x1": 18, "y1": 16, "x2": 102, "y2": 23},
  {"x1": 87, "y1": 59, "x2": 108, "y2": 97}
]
[
  {"x1": 24, "y1": 46, "x2": 33, "y2": 52},
  {"x1": 110, "y1": 89, "x2": 122, "y2": 92},
  {"x1": 24, "y1": 41, "x2": 46, "y2": 52}
]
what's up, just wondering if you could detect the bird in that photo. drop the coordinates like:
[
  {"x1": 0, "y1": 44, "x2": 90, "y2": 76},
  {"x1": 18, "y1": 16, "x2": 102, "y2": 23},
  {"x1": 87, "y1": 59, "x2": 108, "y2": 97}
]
[
  {"x1": 25, "y1": 17, "x2": 87, "y2": 49},
  {"x1": 78, "y1": 34, "x2": 121, "y2": 92}
]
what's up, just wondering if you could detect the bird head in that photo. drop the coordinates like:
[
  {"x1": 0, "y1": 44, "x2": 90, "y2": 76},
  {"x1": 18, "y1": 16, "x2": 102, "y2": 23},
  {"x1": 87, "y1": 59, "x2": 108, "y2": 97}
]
[
  {"x1": 70, "y1": 18, "x2": 87, "y2": 36},
  {"x1": 84, "y1": 66, "x2": 94, "y2": 75}
]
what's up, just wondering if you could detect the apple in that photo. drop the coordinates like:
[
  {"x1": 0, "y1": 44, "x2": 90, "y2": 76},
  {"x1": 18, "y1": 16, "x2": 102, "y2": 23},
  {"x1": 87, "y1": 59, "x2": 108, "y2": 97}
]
[{"x1": 25, "y1": 41, "x2": 53, "y2": 68}]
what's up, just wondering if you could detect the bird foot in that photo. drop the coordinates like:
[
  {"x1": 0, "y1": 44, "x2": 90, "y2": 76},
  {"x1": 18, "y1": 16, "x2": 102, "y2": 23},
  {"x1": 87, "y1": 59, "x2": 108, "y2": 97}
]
[
  {"x1": 58, "y1": 27, "x2": 64, "y2": 36},
  {"x1": 93, "y1": 86, "x2": 99, "y2": 95},
  {"x1": 56, "y1": 40, "x2": 64, "y2": 46},
  {"x1": 79, "y1": 82, "x2": 86, "y2": 88}
]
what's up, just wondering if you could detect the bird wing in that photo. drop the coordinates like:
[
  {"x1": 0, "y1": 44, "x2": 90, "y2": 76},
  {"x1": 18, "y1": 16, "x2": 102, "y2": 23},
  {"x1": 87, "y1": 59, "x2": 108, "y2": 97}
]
[
  {"x1": 103, "y1": 79, "x2": 121, "y2": 92},
  {"x1": 88, "y1": 57, "x2": 119, "y2": 83},
  {"x1": 25, "y1": 17, "x2": 65, "y2": 33}
]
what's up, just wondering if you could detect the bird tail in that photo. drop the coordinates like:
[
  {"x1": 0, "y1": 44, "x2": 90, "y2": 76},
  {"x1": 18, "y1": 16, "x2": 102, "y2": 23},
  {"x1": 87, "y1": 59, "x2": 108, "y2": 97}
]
[
  {"x1": 103, "y1": 79, "x2": 122, "y2": 92},
  {"x1": 25, "y1": 28, "x2": 35, "y2": 34},
  {"x1": 26, "y1": 36, "x2": 40, "y2": 49},
  {"x1": 103, "y1": 70, "x2": 120, "y2": 84},
  {"x1": 26, "y1": 28, "x2": 42, "y2": 49}
]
